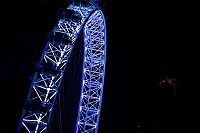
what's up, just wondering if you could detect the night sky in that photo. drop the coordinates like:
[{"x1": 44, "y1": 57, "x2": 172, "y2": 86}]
[{"x1": 0, "y1": 0, "x2": 200, "y2": 132}]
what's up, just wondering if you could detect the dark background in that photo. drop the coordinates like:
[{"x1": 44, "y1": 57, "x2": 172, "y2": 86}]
[{"x1": 0, "y1": 0, "x2": 200, "y2": 132}]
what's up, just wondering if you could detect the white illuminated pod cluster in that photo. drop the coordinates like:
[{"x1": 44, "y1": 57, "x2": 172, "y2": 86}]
[{"x1": 17, "y1": 3, "x2": 106, "y2": 133}]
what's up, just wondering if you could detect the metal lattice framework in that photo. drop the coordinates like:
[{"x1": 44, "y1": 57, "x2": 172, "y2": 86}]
[
  {"x1": 17, "y1": 3, "x2": 106, "y2": 133},
  {"x1": 75, "y1": 10, "x2": 106, "y2": 133}
]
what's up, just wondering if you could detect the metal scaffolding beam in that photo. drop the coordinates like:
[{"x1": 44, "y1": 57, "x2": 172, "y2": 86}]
[{"x1": 17, "y1": 2, "x2": 106, "y2": 133}]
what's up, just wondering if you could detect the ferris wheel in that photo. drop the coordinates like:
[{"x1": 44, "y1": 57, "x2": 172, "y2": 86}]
[{"x1": 17, "y1": 0, "x2": 107, "y2": 133}]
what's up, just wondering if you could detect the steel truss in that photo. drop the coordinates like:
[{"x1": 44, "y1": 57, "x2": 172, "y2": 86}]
[
  {"x1": 75, "y1": 10, "x2": 106, "y2": 133},
  {"x1": 17, "y1": 3, "x2": 106, "y2": 133}
]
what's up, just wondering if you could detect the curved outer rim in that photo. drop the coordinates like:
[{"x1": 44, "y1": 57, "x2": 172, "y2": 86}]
[{"x1": 75, "y1": 9, "x2": 107, "y2": 133}]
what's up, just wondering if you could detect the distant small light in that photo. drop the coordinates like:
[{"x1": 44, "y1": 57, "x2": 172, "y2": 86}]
[{"x1": 137, "y1": 125, "x2": 141, "y2": 128}]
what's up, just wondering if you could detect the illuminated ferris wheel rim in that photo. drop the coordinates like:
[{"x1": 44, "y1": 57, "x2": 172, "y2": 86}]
[
  {"x1": 17, "y1": 3, "x2": 107, "y2": 133},
  {"x1": 76, "y1": 9, "x2": 106, "y2": 133}
]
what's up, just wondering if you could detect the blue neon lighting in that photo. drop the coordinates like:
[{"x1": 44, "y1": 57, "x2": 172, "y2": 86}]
[{"x1": 17, "y1": 3, "x2": 106, "y2": 133}]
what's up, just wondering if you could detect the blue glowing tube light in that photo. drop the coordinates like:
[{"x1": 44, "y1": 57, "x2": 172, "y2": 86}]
[{"x1": 17, "y1": 3, "x2": 106, "y2": 133}]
